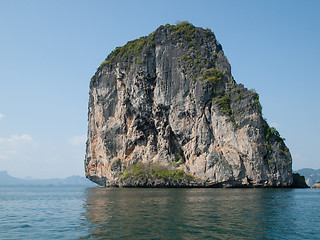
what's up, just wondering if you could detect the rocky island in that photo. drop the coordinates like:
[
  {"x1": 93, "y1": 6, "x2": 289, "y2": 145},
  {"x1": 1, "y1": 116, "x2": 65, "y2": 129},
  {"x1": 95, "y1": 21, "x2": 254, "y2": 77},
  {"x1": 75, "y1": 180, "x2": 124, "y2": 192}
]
[{"x1": 85, "y1": 21, "x2": 294, "y2": 187}]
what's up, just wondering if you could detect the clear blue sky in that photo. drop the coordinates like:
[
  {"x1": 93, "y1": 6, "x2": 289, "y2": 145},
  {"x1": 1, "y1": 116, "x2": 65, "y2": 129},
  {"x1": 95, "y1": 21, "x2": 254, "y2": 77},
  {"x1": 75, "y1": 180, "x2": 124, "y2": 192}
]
[{"x1": 0, "y1": 0, "x2": 319, "y2": 179}]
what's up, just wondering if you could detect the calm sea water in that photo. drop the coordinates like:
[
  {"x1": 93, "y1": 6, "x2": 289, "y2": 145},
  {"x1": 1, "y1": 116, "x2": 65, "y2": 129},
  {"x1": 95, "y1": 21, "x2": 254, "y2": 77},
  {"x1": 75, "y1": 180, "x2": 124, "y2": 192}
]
[{"x1": 0, "y1": 186, "x2": 319, "y2": 240}]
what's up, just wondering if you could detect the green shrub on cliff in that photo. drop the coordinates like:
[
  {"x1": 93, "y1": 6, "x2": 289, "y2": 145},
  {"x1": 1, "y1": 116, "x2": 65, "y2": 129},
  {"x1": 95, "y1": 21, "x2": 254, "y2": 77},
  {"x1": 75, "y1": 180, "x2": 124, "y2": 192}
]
[
  {"x1": 170, "y1": 21, "x2": 196, "y2": 42},
  {"x1": 202, "y1": 68, "x2": 223, "y2": 87},
  {"x1": 216, "y1": 95, "x2": 232, "y2": 116},
  {"x1": 121, "y1": 162, "x2": 147, "y2": 180},
  {"x1": 99, "y1": 34, "x2": 156, "y2": 69},
  {"x1": 120, "y1": 163, "x2": 194, "y2": 182},
  {"x1": 264, "y1": 121, "x2": 284, "y2": 142},
  {"x1": 214, "y1": 93, "x2": 238, "y2": 128}
]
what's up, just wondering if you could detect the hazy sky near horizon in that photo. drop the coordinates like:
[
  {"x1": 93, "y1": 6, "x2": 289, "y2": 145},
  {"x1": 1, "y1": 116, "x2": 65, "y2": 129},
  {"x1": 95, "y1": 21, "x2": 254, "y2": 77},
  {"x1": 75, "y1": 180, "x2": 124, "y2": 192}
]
[{"x1": 0, "y1": 0, "x2": 319, "y2": 179}]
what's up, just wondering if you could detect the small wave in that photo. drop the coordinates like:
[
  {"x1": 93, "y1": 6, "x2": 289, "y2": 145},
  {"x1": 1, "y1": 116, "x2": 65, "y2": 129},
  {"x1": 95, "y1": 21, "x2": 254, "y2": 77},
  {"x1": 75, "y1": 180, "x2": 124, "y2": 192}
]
[{"x1": 20, "y1": 224, "x2": 31, "y2": 228}]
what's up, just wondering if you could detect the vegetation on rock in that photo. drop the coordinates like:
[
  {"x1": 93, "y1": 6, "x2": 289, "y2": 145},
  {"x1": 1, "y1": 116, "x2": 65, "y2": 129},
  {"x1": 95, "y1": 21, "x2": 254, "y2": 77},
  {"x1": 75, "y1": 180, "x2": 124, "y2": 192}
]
[
  {"x1": 99, "y1": 34, "x2": 155, "y2": 70},
  {"x1": 202, "y1": 68, "x2": 223, "y2": 87},
  {"x1": 168, "y1": 20, "x2": 198, "y2": 43},
  {"x1": 120, "y1": 162, "x2": 195, "y2": 182}
]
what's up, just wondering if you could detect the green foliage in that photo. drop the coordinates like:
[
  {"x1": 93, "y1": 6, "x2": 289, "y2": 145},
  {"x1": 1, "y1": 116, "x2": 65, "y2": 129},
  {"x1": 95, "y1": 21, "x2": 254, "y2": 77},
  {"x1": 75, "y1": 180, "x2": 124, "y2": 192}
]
[
  {"x1": 121, "y1": 162, "x2": 147, "y2": 180},
  {"x1": 249, "y1": 89, "x2": 263, "y2": 112},
  {"x1": 230, "y1": 116, "x2": 239, "y2": 128},
  {"x1": 176, "y1": 152, "x2": 184, "y2": 162},
  {"x1": 173, "y1": 152, "x2": 185, "y2": 166},
  {"x1": 235, "y1": 92, "x2": 244, "y2": 101},
  {"x1": 264, "y1": 120, "x2": 286, "y2": 162},
  {"x1": 249, "y1": 88, "x2": 257, "y2": 94},
  {"x1": 252, "y1": 92, "x2": 262, "y2": 112},
  {"x1": 214, "y1": 93, "x2": 238, "y2": 129},
  {"x1": 115, "y1": 158, "x2": 121, "y2": 164},
  {"x1": 216, "y1": 40, "x2": 223, "y2": 51},
  {"x1": 233, "y1": 87, "x2": 240, "y2": 93},
  {"x1": 120, "y1": 162, "x2": 194, "y2": 182},
  {"x1": 138, "y1": 59, "x2": 144, "y2": 66},
  {"x1": 100, "y1": 60, "x2": 109, "y2": 68},
  {"x1": 146, "y1": 36, "x2": 155, "y2": 55},
  {"x1": 268, "y1": 157, "x2": 275, "y2": 166},
  {"x1": 202, "y1": 68, "x2": 223, "y2": 87},
  {"x1": 90, "y1": 75, "x2": 96, "y2": 86},
  {"x1": 113, "y1": 37, "x2": 147, "y2": 60},
  {"x1": 216, "y1": 95, "x2": 232, "y2": 116},
  {"x1": 279, "y1": 148, "x2": 289, "y2": 157},
  {"x1": 170, "y1": 21, "x2": 196, "y2": 42},
  {"x1": 204, "y1": 28, "x2": 213, "y2": 37},
  {"x1": 99, "y1": 33, "x2": 155, "y2": 69},
  {"x1": 214, "y1": 90, "x2": 225, "y2": 98},
  {"x1": 192, "y1": 74, "x2": 198, "y2": 81},
  {"x1": 179, "y1": 55, "x2": 209, "y2": 72},
  {"x1": 265, "y1": 125, "x2": 283, "y2": 142},
  {"x1": 265, "y1": 142, "x2": 272, "y2": 155}
]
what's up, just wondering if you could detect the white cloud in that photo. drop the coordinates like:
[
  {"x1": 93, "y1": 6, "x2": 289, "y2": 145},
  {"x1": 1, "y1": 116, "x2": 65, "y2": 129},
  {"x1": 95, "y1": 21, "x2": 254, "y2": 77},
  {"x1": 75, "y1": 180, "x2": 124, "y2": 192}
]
[
  {"x1": 69, "y1": 134, "x2": 87, "y2": 146},
  {"x1": 0, "y1": 134, "x2": 33, "y2": 144},
  {"x1": 0, "y1": 134, "x2": 86, "y2": 179},
  {"x1": 0, "y1": 135, "x2": 35, "y2": 158},
  {"x1": 0, "y1": 114, "x2": 4, "y2": 120},
  {"x1": 0, "y1": 134, "x2": 37, "y2": 176}
]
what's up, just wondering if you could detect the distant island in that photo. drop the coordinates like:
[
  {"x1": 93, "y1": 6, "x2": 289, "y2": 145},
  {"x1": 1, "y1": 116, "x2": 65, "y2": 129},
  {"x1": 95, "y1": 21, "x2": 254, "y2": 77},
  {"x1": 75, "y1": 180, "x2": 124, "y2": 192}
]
[
  {"x1": 0, "y1": 170, "x2": 97, "y2": 187},
  {"x1": 295, "y1": 168, "x2": 320, "y2": 187}
]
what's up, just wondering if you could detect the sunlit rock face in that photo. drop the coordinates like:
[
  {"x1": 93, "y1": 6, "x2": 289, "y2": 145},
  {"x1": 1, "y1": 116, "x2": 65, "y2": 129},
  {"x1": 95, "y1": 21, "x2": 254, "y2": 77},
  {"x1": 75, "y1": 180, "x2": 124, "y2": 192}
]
[{"x1": 85, "y1": 22, "x2": 293, "y2": 187}]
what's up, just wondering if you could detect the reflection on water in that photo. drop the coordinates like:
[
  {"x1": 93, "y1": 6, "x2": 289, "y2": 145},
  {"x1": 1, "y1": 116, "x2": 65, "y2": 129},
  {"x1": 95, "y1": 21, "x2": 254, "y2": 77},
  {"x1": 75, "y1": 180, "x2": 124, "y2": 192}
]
[{"x1": 80, "y1": 188, "x2": 320, "y2": 239}]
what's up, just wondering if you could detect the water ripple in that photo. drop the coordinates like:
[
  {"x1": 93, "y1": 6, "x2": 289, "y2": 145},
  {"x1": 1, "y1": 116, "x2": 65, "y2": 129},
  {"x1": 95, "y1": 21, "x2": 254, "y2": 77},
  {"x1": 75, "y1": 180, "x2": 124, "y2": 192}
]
[{"x1": 1, "y1": 187, "x2": 320, "y2": 239}]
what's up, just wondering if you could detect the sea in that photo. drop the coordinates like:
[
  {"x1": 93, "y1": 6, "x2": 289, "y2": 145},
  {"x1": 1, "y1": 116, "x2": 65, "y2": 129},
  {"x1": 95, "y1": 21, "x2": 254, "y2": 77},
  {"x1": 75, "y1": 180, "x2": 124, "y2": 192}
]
[{"x1": 0, "y1": 186, "x2": 319, "y2": 240}]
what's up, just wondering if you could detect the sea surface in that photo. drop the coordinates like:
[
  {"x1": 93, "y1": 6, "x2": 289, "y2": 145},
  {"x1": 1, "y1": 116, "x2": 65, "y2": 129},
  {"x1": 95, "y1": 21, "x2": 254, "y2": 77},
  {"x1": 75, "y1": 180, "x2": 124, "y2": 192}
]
[{"x1": 0, "y1": 186, "x2": 319, "y2": 239}]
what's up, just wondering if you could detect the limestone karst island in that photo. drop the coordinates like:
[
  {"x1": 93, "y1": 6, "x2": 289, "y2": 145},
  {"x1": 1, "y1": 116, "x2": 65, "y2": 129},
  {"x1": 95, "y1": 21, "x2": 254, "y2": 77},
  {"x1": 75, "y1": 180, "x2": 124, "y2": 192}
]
[{"x1": 85, "y1": 22, "x2": 296, "y2": 188}]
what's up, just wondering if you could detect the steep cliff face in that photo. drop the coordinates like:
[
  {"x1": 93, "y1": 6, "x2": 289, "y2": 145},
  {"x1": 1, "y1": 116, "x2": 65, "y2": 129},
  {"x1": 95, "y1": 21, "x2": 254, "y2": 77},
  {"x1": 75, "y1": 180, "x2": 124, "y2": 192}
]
[{"x1": 85, "y1": 22, "x2": 293, "y2": 187}]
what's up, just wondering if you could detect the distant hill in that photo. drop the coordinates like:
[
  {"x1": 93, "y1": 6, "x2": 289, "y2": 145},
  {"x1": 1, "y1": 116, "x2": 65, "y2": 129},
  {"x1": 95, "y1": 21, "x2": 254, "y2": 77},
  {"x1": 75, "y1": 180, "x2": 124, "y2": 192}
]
[
  {"x1": 2, "y1": 168, "x2": 316, "y2": 187},
  {"x1": 295, "y1": 168, "x2": 320, "y2": 187},
  {"x1": 0, "y1": 171, "x2": 97, "y2": 187},
  {"x1": 0, "y1": 171, "x2": 26, "y2": 185}
]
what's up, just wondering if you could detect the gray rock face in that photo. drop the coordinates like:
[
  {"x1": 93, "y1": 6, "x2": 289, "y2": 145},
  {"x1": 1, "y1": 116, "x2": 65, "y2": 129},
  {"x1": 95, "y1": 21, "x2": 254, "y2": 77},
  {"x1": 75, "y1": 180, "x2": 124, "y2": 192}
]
[{"x1": 85, "y1": 22, "x2": 293, "y2": 187}]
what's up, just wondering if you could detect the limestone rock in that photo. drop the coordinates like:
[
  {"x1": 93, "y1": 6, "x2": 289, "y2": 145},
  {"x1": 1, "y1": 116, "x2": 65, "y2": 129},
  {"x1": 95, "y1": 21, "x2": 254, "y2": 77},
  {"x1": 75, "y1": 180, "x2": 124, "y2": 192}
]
[
  {"x1": 291, "y1": 173, "x2": 309, "y2": 188},
  {"x1": 85, "y1": 22, "x2": 293, "y2": 187},
  {"x1": 312, "y1": 182, "x2": 320, "y2": 189}
]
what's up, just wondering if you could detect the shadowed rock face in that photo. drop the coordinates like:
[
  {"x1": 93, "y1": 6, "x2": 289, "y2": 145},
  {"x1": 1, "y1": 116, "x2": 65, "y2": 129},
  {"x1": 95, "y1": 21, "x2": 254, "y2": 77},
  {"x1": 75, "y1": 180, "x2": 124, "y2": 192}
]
[{"x1": 85, "y1": 22, "x2": 293, "y2": 187}]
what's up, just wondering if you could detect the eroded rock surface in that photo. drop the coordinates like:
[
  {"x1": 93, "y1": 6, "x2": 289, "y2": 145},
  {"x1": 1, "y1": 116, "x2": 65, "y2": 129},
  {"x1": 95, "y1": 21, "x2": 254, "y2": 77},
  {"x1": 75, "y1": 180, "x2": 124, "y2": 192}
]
[{"x1": 85, "y1": 22, "x2": 293, "y2": 187}]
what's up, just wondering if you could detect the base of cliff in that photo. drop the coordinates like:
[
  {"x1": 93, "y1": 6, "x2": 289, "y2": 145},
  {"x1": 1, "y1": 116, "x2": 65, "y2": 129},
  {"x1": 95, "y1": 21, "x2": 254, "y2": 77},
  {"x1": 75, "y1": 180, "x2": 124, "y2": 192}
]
[{"x1": 87, "y1": 176, "x2": 295, "y2": 188}]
